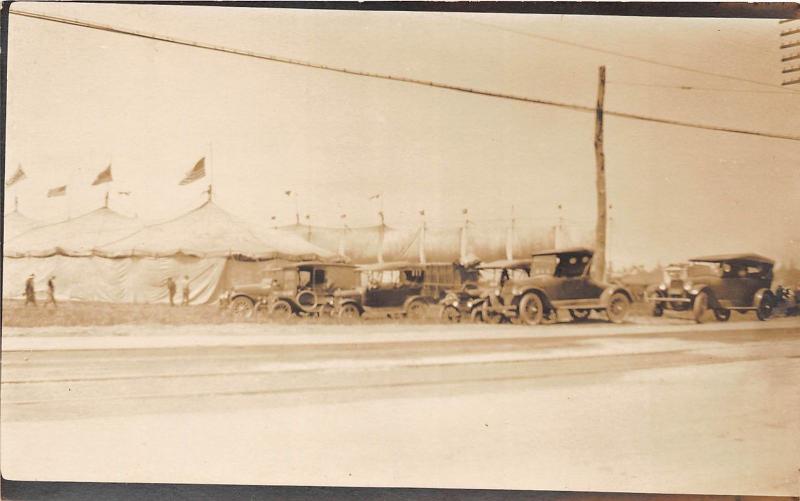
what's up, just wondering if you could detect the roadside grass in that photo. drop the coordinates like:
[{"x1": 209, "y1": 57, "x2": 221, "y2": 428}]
[{"x1": 3, "y1": 299, "x2": 656, "y2": 328}]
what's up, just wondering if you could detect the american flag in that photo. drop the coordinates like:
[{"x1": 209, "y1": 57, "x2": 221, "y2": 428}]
[
  {"x1": 5, "y1": 166, "x2": 26, "y2": 187},
  {"x1": 92, "y1": 165, "x2": 113, "y2": 185},
  {"x1": 47, "y1": 185, "x2": 66, "y2": 198}
]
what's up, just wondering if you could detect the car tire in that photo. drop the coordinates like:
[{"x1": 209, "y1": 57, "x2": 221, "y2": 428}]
[
  {"x1": 518, "y1": 292, "x2": 544, "y2": 325},
  {"x1": 470, "y1": 308, "x2": 484, "y2": 323},
  {"x1": 269, "y1": 300, "x2": 293, "y2": 321},
  {"x1": 756, "y1": 293, "x2": 774, "y2": 321},
  {"x1": 406, "y1": 300, "x2": 428, "y2": 321},
  {"x1": 569, "y1": 309, "x2": 591, "y2": 322},
  {"x1": 652, "y1": 304, "x2": 664, "y2": 317},
  {"x1": 338, "y1": 303, "x2": 361, "y2": 322},
  {"x1": 230, "y1": 296, "x2": 255, "y2": 319},
  {"x1": 692, "y1": 291, "x2": 708, "y2": 323},
  {"x1": 713, "y1": 309, "x2": 730, "y2": 321},
  {"x1": 606, "y1": 293, "x2": 630, "y2": 324},
  {"x1": 440, "y1": 305, "x2": 461, "y2": 323}
]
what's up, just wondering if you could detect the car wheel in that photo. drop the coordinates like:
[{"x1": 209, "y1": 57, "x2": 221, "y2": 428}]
[
  {"x1": 470, "y1": 308, "x2": 484, "y2": 323},
  {"x1": 338, "y1": 303, "x2": 361, "y2": 322},
  {"x1": 440, "y1": 305, "x2": 461, "y2": 323},
  {"x1": 518, "y1": 293, "x2": 544, "y2": 325},
  {"x1": 713, "y1": 309, "x2": 730, "y2": 321},
  {"x1": 692, "y1": 291, "x2": 708, "y2": 323},
  {"x1": 606, "y1": 293, "x2": 630, "y2": 324},
  {"x1": 756, "y1": 293, "x2": 774, "y2": 321},
  {"x1": 269, "y1": 300, "x2": 293, "y2": 321},
  {"x1": 406, "y1": 300, "x2": 428, "y2": 321},
  {"x1": 230, "y1": 296, "x2": 255, "y2": 319},
  {"x1": 569, "y1": 309, "x2": 591, "y2": 322},
  {"x1": 652, "y1": 304, "x2": 664, "y2": 317}
]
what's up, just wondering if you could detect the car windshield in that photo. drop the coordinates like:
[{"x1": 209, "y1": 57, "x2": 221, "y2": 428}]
[
  {"x1": 686, "y1": 263, "x2": 720, "y2": 278},
  {"x1": 531, "y1": 255, "x2": 558, "y2": 276},
  {"x1": 478, "y1": 267, "x2": 530, "y2": 285}
]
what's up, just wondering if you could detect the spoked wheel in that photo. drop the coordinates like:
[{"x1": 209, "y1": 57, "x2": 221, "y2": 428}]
[
  {"x1": 692, "y1": 292, "x2": 708, "y2": 324},
  {"x1": 606, "y1": 293, "x2": 631, "y2": 324},
  {"x1": 406, "y1": 300, "x2": 428, "y2": 321},
  {"x1": 338, "y1": 303, "x2": 362, "y2": 322},
  {"x1": 517, "y1": 293, "x2": 544, "y2": 325},
  {"x1": 756, "y1": 293, "x2": 774, "y2": 321},
  {"x1": 440, "y1": 305, "x2": 461, "y2": 323},
  {"x1": 470, "y1": 307, "x2": 484, "y2": 323},
  {"x1": 269, "y1": 300, "x2": 293, "y2": 321},
  {"x1": 569, "y1": 309, "x2": 591, "y2": 322},
  {"x1": 713, "y1": 309, "x2": 731, "y2": 321},
  {"x1": 229, "y1": 296, "x2": 255, "y2": 319}
]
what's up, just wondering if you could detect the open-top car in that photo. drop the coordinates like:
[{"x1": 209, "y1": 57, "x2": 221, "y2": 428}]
[
  {"x1": 447, "y1": 258, "x2": 533, "y2": 323},
  {"x1": 224, "y1": 262, "x2": 359, "y2": 319},
  {"x1": 478, "y1": 248, "x2": 633, "y2": 325},
  {"x1": 648, "y1": 253, "x2": 775, "y2": 322},
  {"x1": 335, "y1": 261, "x2": 479, "y2": 321}
]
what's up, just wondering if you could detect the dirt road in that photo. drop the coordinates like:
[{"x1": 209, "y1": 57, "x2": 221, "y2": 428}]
[{"x1": 2, "y1": 317, "x2": 799, "y2": 495}]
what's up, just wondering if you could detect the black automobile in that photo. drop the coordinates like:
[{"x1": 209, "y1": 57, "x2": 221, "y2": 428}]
[
  {"x1": 335, "y1": 261, "x2": 479, "y2": 321},
  {"x1": 647, "y1": 253, "x2": 775, "y2": 322}
]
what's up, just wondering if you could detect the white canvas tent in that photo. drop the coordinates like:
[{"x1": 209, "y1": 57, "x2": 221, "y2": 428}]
[
  {"x1": 3, "y1": 209, "x2": 40, "y2": 242},
  {"x1": 3, "y1": 201, "x2": 340, "y2": 304}
]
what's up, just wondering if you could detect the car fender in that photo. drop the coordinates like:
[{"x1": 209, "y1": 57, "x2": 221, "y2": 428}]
[
  {"x1": 338, "y1": 298, "x2": 364, "y2": 313},
  {"x1": 753, "y1": 288, "x2": 774, "y2": 308},
  {"x1": 230, "y1": 293, "x2": 256, "y2": 304},
  {"x1": 510, "y1": 287, "x2": 551, "y2": 309},
  {"x1": 600, "y1": 286, "x2": 633, "y2": 307},
  {"x1": 403, "y1": 295, "x2": 434, "y2": 310}
]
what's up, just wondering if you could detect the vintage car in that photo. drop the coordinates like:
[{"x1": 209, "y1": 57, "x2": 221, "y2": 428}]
[
  {"x1": 224, "y1": 262, "x2": 359, "y2": 319},
  {"x1": 648, "y1": 253, "x2": 775, "y2": 322},
  {"x1": 335, "y1": 261, "x2": 479, "y2": 321},
  {"x1": 477, "y1": 248, "x2": 633, "y2": 325},
  {"x1": 443, "y1": 258, "x2": 533, "y2": 323}
]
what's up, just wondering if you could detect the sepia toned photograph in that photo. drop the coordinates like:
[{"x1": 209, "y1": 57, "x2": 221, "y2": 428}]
[{"x1": 1, "y1": 2, "x2": 799, "y2": 498}]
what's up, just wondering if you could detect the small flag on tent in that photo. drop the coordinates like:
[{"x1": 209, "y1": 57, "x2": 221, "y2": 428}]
[
  {"x1": 419, "y1": 209, "x2": 425, "y2": 216},
  {"x1": 285, "y1": 190, "x2": 293, "y2": 196},
  {"x1": 117, "y1": 191, "x2": 131, "y2": 196},
  {"x1": 6, "y1": 165, "x2": 26, "y2": 187},
  {"x1": 91, "y1": 165, "x2": 113, "y2": 185},
  {"x1": 340, "y1": 213, "x2": 347, "y2": 219},
  {"x1": 369, "y1": 193, "x2": 381, "y2": 200},
  {"x1": 271, "y1": 216, "x2": 276, "y2": 221},
  {"x1": 179, "y1": 158, "x2": 205, "y2": 185},
  {"x1": 462, "y1": 208, "x2": 468, "y2": 215},
  {"x1": 47, "y1": 185, "x2": 66, "y2": 198},
  {"x1": 305, "y1": 214, "x2": 310, "y2": 220}
]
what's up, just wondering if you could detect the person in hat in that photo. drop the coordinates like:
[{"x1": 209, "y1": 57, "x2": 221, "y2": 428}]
[
  {"x1": 166, "y1": 277, "x2": 177, "y2": 306},
  {"x1": 45, "y1": 276, "x2": 57, "y2": 309},
  {"x1": 181, "y1": 275, "x2": 190, "y2": 306},
  {"x1": 24, "y1": 274, "x2": 36, "y2": 307}
]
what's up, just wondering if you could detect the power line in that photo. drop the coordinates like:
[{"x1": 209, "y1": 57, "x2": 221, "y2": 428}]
[
  {"x1": 11, "y1": 8, "x2": 800, "y2": 143},
  {"x1": 608, "y1": 81, "x2": 798, "y2": 95},
  {"x1": 452, "y1": 16, "x2": 800, "y2": 95}
]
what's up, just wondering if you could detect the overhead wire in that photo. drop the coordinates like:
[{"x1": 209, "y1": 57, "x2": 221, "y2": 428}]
[
  {"x1": 10, "y1": 8, "x2": 800, "y2": 143},
  {"x1": 451, "y1": 16, "x2": 800, "y2": 95}
]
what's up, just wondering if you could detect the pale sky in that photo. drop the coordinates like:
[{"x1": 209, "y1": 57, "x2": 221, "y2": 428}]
[{"x1": 4, "y1": 3, "x2": 800, "y2": 267}]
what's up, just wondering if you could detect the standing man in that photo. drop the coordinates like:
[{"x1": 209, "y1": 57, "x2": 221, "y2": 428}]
[
  {"x1": 166, "y1": 277, "x2": 177, "y2": 306},
  {"x1": 45, "y1": 276, "x2": 57, "y2": 308},
  {"x1": 24, "y1": 274, "x2": 36, "y2": 307},
  {"x1": 181, "y1": 275, "x2": 190, "y2": 306}
]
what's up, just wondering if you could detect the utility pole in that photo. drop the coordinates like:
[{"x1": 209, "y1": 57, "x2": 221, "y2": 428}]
[{"x1": 594, "y1": 65, "x2": 607, "y2": 282}]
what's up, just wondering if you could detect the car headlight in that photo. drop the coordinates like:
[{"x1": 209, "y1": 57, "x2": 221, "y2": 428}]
[
  {"x1": 683, "y1": 284, "x2": 692, "y2": 291},
  {"x1": 466, "y1": 301, "x2": 473, "y2": 308},
  {"x1": 511, "y1": 288, "x2": 520, "y2": 295},
  {"x1": 658, "y1": 284, "x2": 666, "y2": 290}
]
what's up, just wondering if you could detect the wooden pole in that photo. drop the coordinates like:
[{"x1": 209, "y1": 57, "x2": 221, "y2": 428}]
[{"x1": 594, "y1": 65, "x2": 607, "y2": 282}]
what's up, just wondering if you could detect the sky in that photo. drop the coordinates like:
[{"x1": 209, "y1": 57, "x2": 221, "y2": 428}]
[{"x1": 4, "y1": 3, "x2": 800, "y2": 267}]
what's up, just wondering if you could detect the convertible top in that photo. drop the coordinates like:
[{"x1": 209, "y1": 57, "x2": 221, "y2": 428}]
[
  {"x1": 690, "y1": 253, "x2": 775, "y2": 266},
  {"x1": 479, "y1": 258, "x2": 533, "y2": 270},
  {"x1": 531, "y1": 247, "x2": 594, "y2": 257}
]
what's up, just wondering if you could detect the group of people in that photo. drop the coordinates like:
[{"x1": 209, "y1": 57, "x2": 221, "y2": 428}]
[
  {"x1": 22, "y1": 274, "x2": 192, "y2": 307},
  {"x1": 165, "y1": 275, "x2": 191, "y2": 306},
  {"x1": 23, "y1": 273, "x2": 56, "y2": 308}
]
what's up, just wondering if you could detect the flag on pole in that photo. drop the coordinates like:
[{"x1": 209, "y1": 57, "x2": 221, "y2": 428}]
[
  {"x1": 340, "y1": 213, "x2": 347, "y2": 219},
  {"x1": 117, "y1": 191, "x2": 131, "y2": 196},
  {"x1": 368, "y1": 193, "x2": 381, "y2": 200},
  {"x1": 462, "y1": 208, "x2": 468, "y2": 215},
  {"x1": 285, "y1": 190, "x2": 293, "y2": 196},
  {"x1": 91, "y1": 165, "x2": 113, "y2": 185},
  {"x1": 179, "y1": 158, "x2": 206, "y2": 185},
  {"x1": 419, "y1": 209, "x2": 425, "y2": 216},
  {"x1": 6, "y1": 166, "x2": 26, "y2": 187},
  {"x1": 47, "y1": 185, "x2": 66, "y2": 198}
]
